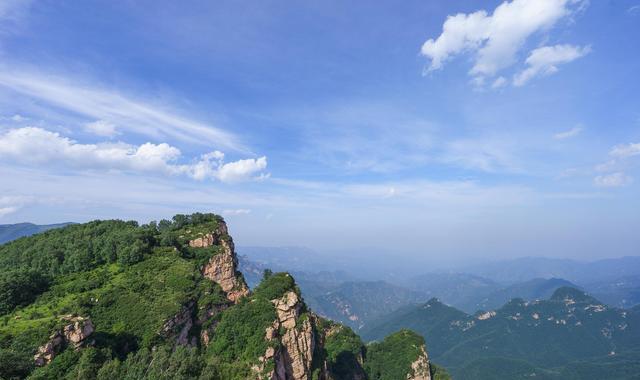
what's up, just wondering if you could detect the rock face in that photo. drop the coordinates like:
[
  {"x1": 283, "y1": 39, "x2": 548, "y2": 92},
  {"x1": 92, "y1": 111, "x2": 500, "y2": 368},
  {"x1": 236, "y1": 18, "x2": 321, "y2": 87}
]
[
  {"x1": 407, "y1": 346, "x2": 432, "y2": 380},
  {"x1": 34, "y1": 316, "x2": 94, "y2": 366},
  {"x1": 190, "y1": 222, "x2": 249, "y2": 303},
  {"x1": 256, "y1": 290, "x2": 316, "y2": 380}
]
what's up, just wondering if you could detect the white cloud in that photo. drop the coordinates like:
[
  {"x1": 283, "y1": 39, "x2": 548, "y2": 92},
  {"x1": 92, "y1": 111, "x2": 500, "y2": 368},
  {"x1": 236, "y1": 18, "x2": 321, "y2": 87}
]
[
  {"x1": 0, "y1": 206, "x2": 18, "y2": 217},
  {"x1": 0, "y1": 127, "x2": 268, "y2": 183},
  {"x1": 610, "y1": 142, "x2": 640, "y2": 158},
  {"x1": 491, "y1": 76, "x2": 508, "y2": 89},
  {"x1": 84, "y1": 120, "x2": 119, "y2": 137},
  {"x1": 222, "y1": 209, "x2": 251, "y2": 216},
  {"x1": 0, "y1": 195, "x2": 31, "y2": 218},
  {"x1": 11, "y1": 114, "x2": 26, "y2": 122},
  {"x1": 217, "y1": 156, "x2": 269, "y2": 183},
  {"x1": 514, "y1": 44, "x2": 591, "y2": 86},
  {"x1": 628, "y1": 5, "x2": 640, "y2": 15},
  {"x1": 553, "y1": 125, "x2": 583, "y2": 140},
  {"x1": 0, "y1": 70, "x2": 243, "y2": 151},
  {"x1": 594, "y1": 172, "x2": 633, "y2": 187},
  {"x1": 421, "y1": 0, "x2": 585, "y2": 82}
]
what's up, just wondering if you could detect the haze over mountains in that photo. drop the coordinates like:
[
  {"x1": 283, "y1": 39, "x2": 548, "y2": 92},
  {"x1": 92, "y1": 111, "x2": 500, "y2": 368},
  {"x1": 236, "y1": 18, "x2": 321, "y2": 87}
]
[{"x1": 2, "y1": 220, "x2": 640, "y2": 379}]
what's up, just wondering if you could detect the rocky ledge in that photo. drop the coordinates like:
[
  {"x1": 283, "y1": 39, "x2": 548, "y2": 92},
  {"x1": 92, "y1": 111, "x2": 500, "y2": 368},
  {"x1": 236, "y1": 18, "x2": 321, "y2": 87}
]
[{"x1": 34, "y1": 315, "x2": 95, "y2": 366}]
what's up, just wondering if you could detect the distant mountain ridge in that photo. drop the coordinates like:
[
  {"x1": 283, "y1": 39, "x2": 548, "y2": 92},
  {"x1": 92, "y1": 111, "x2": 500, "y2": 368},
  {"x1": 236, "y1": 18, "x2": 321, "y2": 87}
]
[
  {"x1": 0, "y1": 222, "x2": 72, "y2": 244},
  {"x1": 362, "y1": 286, "x2": 640, "y2": 379}
]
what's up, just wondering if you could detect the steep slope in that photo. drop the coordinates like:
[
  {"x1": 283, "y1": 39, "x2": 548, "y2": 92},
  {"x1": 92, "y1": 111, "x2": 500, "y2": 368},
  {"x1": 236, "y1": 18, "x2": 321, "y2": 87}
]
[
  {"x1": 363, "y1": 287, "x2": 640, "y2": 379},
  {"x1": 0, "y1": 223, "x2": 71, "y2": 245},
  {"x1": 0, "y1": 213, "x2": 444, "y2": 380}
]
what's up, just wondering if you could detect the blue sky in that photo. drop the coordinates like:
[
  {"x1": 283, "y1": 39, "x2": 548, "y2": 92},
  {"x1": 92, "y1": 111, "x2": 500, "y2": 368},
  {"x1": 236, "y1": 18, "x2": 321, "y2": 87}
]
[{"x1": 0, "y1": 0, "x2": 639, "y2": 262}]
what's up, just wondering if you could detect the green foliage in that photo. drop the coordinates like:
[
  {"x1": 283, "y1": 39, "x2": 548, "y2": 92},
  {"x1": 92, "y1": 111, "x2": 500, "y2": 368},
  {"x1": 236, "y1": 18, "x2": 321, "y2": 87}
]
[
  {"x1": 364, "y1": 329, "x2": 425, "y2": 380},
  {"x1": 322, "y1": 323, "x2": 366, "y2": 379},
  {"x1": 430, "y1": 363, "x2": 453, "y2": 380},
  {"x1": 0, "y1": 220, "x2": 149, "y2": 278},
  {"x1": 0, "y1": 270, "x2": 50, "y2": 315},
  {"x1": 207, "y1": 298, "x2": 276, "y2": 364},
  {"x1": 252, "y1": 272, "x2": 298, "y2": 301},
  {"x1": 0, "y1": 348, "x2": 33, "y2": 379}
]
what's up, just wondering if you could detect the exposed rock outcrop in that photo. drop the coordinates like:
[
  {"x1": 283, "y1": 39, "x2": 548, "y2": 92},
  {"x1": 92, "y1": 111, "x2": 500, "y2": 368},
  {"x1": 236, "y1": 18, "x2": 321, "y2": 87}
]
[
  {"x1": 255, "y1": 290, "x2": 317, "y2": 380},
  {"x1": 190, "y1": 222, "x2": 249, "y2": 303},
  {"x1": 34, "y1": 316, "x2": 94, "y2": 366},
  {"x1": 407, "y1": 345, "x2": 432, "y2": 380},
  {"x1": 161, "y1": 301, "x2": 197, "y2": 346}
]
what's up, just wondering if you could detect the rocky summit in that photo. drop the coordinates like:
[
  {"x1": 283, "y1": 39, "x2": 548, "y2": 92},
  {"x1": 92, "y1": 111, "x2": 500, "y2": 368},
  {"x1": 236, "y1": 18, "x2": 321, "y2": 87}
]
[{"x1": 0, "y1": 213, "x2": 448, "y2": 380}]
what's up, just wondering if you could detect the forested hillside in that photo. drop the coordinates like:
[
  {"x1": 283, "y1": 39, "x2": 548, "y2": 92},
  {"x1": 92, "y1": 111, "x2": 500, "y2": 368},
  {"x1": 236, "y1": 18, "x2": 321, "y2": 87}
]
[
  {"x1": 362, "y1": 287, "x2": 640, "y2": 379},
  {"x1": 0, "y1": 213, "x2": 446, "y2": 380}
]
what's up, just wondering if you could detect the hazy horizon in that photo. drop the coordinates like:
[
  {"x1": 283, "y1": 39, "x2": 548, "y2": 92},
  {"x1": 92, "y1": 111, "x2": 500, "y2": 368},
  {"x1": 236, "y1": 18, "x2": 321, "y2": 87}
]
[{"x1": 1, "y1": 0, "x2": 639, "y2": 261}]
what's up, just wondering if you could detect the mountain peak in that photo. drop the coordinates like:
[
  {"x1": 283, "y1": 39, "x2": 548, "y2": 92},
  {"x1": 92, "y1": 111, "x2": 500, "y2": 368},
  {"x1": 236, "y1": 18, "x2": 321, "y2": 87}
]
[{"x1": 550, "y1": 286, "x2": 600, "y2": 304}]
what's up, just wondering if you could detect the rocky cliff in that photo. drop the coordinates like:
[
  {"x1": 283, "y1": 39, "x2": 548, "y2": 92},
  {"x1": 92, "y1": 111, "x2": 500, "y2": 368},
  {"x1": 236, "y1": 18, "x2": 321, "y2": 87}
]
[{"x1": 190, "y1": 221, "x2": 250, "y2": 303}]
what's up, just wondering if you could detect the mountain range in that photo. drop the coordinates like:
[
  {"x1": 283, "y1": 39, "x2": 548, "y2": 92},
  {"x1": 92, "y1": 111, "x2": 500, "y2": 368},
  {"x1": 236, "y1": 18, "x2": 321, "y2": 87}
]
[
  {"x1": 0, "y1": 223, "x2": 72, "y2": 245},
  {"x1": 361, "y1": 287, "x2": 640, "y2": 379}
]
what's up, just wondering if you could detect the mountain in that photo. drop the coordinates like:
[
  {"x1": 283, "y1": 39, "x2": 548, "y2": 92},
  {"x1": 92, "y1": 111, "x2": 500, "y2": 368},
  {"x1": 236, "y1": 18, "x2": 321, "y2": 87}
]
[
  {"x1": 0, "y1": 222, "x2": 71, "y2": 245},
  {"x1": 464, "y1": 256, "x2": 640, "y2": 285},
  {"x1": 404, "y1": 273, "x2": 501, "y2": 313},
  {"x1": 476, "y1": 278, "x2": 580, "y2": 311},
  {"x1": 304, "y1": 281, "x2": 429, "y2": 331},
  {"x1": 362, "y1": 287, "x2": 640, "y2": 379},
  {"x1": 0, "y1": 213, "x2": 447, "y2": 380},
  {"x1": 584, "y1": 275, "x2": 640, "y2": 309},
  {"x1": 239, "y1": 254, "x2": 428, "y2": 331}
]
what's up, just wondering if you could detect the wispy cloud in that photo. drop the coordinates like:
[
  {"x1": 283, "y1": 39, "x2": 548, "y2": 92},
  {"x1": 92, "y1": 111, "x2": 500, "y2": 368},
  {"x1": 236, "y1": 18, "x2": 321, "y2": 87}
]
[
  {"x1": 0, "y1": 127, "x2": 268, "y2": 183},
  {"x1": 0, "y1": 195, "x2": 33, "y2": 219},
  {"x1": 0, "y1": 69, "x2": 244, "y2": 151},
  {"x1": 440, "y1": 138, "x2": 520, "y2": 173},
  {"x1": 594, "y1": 172, "x2": 633, "y2": 187},
  {"x1": 610, "y1": 142, "x2": 640, "y2": 158},
  {"x1": 421, "y1": 0, "x2": 587, "y2": 84},
  {"x1": 514, "y1": 44, "x2": 591, "y2": 86},
  {"x1": 222, "y1": 209, "x2": 251, "y2": 216},
  {"x1": 553, "y1": 125, "x2": 583, "y2": 140}
]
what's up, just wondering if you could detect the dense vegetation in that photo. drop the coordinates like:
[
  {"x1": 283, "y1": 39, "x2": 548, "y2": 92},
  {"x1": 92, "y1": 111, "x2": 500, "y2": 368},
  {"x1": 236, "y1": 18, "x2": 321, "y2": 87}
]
[
  {"x1": 0, "y1": 213, "x2": 449, "y2": 380},
  {"x1": 364, "y1": 329, "x2": 425, "y2": 380}
]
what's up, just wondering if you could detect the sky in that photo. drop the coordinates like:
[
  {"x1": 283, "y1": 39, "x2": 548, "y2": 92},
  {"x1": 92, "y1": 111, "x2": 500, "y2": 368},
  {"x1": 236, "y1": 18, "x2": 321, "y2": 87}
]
[{"x1": 0, "y1": 0, "x2": 639, "y2": 262}]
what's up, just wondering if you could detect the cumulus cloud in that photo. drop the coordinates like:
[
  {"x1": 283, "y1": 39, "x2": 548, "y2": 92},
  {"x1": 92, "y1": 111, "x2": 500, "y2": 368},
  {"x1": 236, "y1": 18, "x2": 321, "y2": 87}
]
[
  {"x1": 84, "y1": 120, "x2": 119, "y2": 137},
  {"x1": 217, "y1": 157, "x2": 269, "y2": 183},
  {"x1": 553, "y1": 125, "x2": 583, "y2": 140},
  {"x1": 514, "y1": 44, "x2": 591, "y2": 86},
  {"x1": 421, "y1": 0, "x2": 585, "y2": 83},
  {"x1": 0, "y1": 127, "x2": 268, "y2": 183},
  {"x1": 610, "y1": 142, "x2": 640, "y2": 158},
  {"x1": 594, "y1": 172, "x2": 633, "y2": 188}
]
